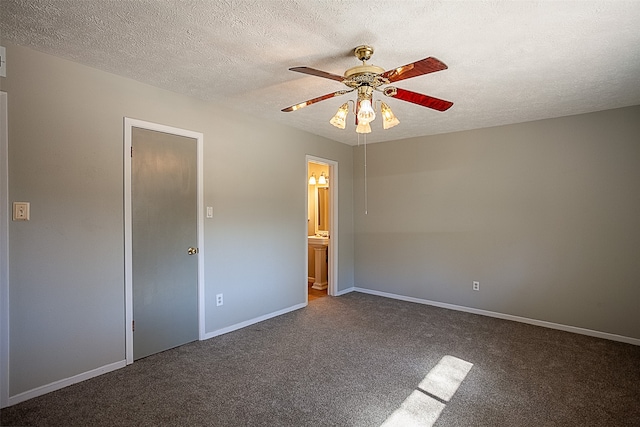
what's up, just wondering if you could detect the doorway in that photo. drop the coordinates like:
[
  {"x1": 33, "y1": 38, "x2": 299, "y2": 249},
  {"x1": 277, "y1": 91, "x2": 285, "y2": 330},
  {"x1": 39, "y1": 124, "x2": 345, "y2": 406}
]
[
  {"x1": 306, "y1": 156, "x2": 338, "y2": 301},
  {"x1": 124, "y1": 118, "x2": 204, "y2": 364}
]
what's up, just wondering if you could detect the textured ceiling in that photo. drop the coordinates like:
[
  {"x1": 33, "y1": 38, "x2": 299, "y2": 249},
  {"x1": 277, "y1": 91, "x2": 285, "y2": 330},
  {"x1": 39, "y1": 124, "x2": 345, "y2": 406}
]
[{"x1": 2, "y1": 0, "x2": 640, "y2": 145}]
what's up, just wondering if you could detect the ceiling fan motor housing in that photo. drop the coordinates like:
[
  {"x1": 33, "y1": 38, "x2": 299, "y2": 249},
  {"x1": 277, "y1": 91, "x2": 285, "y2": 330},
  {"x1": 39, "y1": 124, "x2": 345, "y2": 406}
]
[
  {"x1": 344, "y1": 64, "x2": 385, "y2": 79},
  {"x1": 344, "y1": 45, "x2": 388, "y2": 89}
]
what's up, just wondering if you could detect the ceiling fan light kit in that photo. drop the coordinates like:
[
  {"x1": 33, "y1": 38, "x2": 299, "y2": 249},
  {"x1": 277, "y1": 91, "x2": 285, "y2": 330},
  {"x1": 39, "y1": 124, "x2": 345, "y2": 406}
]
[{"x1": 282, "y1": 45, "x2": 453, "y2": 135}]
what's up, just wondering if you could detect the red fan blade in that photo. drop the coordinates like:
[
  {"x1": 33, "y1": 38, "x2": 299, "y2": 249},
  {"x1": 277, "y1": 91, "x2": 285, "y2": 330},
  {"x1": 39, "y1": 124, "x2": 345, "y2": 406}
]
[
  {"x1": 381, "y1": 57, "x2": 448, "y2": 83},
  {"x1": 281, "y1": 90, "x2": 350, "y2": 112},
  {"x1": 384, "y1": 87, "x2": 453, "y2": 111},
  {"x1": 289, "y1": 67, "x2": 345, "y2": 82}
]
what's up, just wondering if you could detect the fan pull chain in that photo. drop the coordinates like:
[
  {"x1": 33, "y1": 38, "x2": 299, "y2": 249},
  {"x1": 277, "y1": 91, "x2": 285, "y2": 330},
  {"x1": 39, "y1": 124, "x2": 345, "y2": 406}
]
[
  {"x1": 363, "y1": 133, "x2": 368, "y2": 215},
  {"x1": 356, "y1": 133, "x2": 368, "y2": 215}
]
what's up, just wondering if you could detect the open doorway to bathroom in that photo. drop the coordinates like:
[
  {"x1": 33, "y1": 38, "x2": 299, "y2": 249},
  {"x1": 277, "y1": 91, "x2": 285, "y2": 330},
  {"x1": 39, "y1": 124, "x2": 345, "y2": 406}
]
[{"x1": 306, "y1": 156, "x2": 338, "y2": 302}]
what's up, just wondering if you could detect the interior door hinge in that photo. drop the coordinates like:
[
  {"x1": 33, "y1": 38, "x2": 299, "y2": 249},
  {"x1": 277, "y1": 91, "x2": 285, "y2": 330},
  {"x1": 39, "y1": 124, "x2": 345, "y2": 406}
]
[
  {"x1": 132, "y1": 320, "x2": 135, "y2": 332},
  {"x1": 131, "y1": 146, "x2": 133, "y2": 157}
]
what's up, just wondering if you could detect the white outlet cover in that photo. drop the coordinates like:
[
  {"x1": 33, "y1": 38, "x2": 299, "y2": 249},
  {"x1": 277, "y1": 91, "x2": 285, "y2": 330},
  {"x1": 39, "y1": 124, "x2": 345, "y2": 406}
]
[{"x1": 13, "y1": 201, "x2": 30, "y2": 221}]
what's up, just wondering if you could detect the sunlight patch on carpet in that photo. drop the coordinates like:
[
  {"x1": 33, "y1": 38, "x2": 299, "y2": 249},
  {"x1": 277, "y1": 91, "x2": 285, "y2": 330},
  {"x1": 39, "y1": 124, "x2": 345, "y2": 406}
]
[{"x1": 380, "y1": 355, "x2": 473, "y2": 427}]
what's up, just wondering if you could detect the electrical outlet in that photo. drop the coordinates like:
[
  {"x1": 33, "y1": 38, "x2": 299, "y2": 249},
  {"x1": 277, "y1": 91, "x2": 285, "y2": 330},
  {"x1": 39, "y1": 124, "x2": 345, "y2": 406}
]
[
  {"x1": 216, "y1": 293, "x2": 223, "y2": 306},
  {"x1": 473, "y1": 281, "x2": 480, "y2": 291},
  {"x1": 13, "y1": 202, "x2": 30, "y2": 221}
]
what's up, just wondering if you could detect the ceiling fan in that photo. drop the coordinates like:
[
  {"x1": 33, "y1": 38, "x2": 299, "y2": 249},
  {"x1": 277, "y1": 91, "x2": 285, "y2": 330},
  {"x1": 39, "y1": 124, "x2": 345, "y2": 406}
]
[{"x1": 281, "y1": 45, "x2": 453, "y2": 133}]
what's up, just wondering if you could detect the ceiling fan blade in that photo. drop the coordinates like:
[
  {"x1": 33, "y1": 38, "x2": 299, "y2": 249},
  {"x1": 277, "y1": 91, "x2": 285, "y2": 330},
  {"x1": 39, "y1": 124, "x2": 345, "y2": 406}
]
[
  {"x1": 289, "y1": 67, "x2": 345, "y2": 82},
  {"x1": 384, "y1": 87, "x2": 453, "y2": 111},
  {"x1": 281, "y1": 90, "x2": 351, "y2": 112},
  {"x1": 381, "y1": 57, "x2": 448, "y2": 83}
]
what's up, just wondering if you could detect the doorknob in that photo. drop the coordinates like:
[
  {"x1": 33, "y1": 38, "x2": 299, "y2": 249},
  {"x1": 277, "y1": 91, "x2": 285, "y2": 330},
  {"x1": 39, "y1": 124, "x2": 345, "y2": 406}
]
[{"x1": 187, "y1": 247, "x2": 199, "y2": 255}]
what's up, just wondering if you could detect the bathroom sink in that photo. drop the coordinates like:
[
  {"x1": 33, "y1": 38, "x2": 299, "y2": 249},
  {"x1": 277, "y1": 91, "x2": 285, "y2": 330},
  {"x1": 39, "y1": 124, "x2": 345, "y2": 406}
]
[{"x1": 308, "y1": 235, "x2": 329, "y2": 246}]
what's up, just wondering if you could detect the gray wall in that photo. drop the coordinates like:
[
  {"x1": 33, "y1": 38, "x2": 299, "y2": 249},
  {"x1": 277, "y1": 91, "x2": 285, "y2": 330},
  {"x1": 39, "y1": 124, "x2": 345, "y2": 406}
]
[
  {"x1": 3, "y1": 40, "x2": 639, "y2": 402},
  {"x1": 354, "y1": 105, "x2": 640, "y2": 339},
  {"x1": 2, "y1": 43, "x2": 354, "y2": 397}
]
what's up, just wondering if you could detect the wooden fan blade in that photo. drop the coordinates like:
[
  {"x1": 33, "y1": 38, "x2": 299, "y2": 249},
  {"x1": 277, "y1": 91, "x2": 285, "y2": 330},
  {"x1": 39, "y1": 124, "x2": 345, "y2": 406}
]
[
  {"x1": 289, "y1": 67, "x2": 345, "y2": 82},
  {"x1": 281, "y1": 90, "x2": 350, "y2": 112},
  {"x1": 384, "y1": 87, "x2": 453, "y2": 111},
  {"x1": 381, "y1": 57, "x2": 448, "y2": 83}
]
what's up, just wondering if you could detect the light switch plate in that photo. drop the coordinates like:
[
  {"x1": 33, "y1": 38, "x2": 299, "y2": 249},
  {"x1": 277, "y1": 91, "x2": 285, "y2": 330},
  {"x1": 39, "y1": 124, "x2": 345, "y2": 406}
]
[{"x1": 13, "y1": 202, "x2": 30, "y2": 221}]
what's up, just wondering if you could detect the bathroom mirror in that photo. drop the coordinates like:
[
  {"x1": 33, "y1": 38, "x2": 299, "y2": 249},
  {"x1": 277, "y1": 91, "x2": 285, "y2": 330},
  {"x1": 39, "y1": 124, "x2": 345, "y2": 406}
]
[{"x1": 316, "y1": 187, "x2": 330, "y2": 235}]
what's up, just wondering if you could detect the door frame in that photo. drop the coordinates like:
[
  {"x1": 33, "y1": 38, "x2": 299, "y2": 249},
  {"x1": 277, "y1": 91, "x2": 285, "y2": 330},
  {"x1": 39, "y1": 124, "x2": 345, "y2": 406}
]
[
  {"x1": 124, "y1": 117, "x2": 205, "y2": 364},
  {"x1": 306, "y1": 155, "x2": 338, "y2": 297},
  {"x1": 1, "y1": 92, "x2": 9, "y2": 408}
]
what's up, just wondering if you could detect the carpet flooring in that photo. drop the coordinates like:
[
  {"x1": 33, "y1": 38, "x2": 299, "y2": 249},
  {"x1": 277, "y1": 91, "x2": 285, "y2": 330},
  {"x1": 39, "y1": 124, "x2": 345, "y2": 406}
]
[{"x1": 2, "y1": 292, "x2": 639, "y2": 426}]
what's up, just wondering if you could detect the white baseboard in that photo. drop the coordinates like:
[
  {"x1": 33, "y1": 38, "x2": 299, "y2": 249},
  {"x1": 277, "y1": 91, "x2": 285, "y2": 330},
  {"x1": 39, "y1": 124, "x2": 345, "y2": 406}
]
[
  {"x1": 5, "y1": 302, "x2": 306, "y2": 408},
  {"x1": 202, "y1": 302, "x2": 307, "y2": 340},
  {"x1": 335, "y1": 286, "x2": 355, "y2": 296},
  {"x1": 6, "y1": 359, "x2": 126, "y2": 408},
  {"x1": 354, "y1": 287, "x2": 640, "y2": 346},
  {"x1": 9, "y1": 288, "x2": 635, "y2": 409}
]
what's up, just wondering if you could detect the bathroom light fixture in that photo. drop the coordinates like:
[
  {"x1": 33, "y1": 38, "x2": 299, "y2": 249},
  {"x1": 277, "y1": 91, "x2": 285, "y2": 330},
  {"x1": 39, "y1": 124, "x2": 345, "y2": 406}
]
[
  {"x1": 318, "y1": 172, "x2": 328, "y2": 185},
  {"x1": 309, "y1": 172, "x2": 328, "y2": 185}
]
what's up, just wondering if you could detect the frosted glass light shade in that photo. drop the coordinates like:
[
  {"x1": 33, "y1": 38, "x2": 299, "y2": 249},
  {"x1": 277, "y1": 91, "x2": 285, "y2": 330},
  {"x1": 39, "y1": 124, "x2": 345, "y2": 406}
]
[
  {"x1": 329, "y1": 103, "x2": 349, "y2": 129},
  {"x1": 318, "y1": 172, "x2": 327, "y2": 185},
  {"x1": 356, "y1": 122, "x2": 371, "y2": 134},
  {"x1": 357, "y1": 99, "x2": 376, "y2": 124},
  {"x1": 380, "y1": 102, "x2": 400, "y2": 129}
]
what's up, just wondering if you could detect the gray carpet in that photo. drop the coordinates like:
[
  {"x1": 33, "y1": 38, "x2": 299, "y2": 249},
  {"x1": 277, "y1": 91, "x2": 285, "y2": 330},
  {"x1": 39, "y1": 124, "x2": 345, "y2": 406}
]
[{"x1": 2, "y1": 292, "x2": 639, "y2": 426}]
